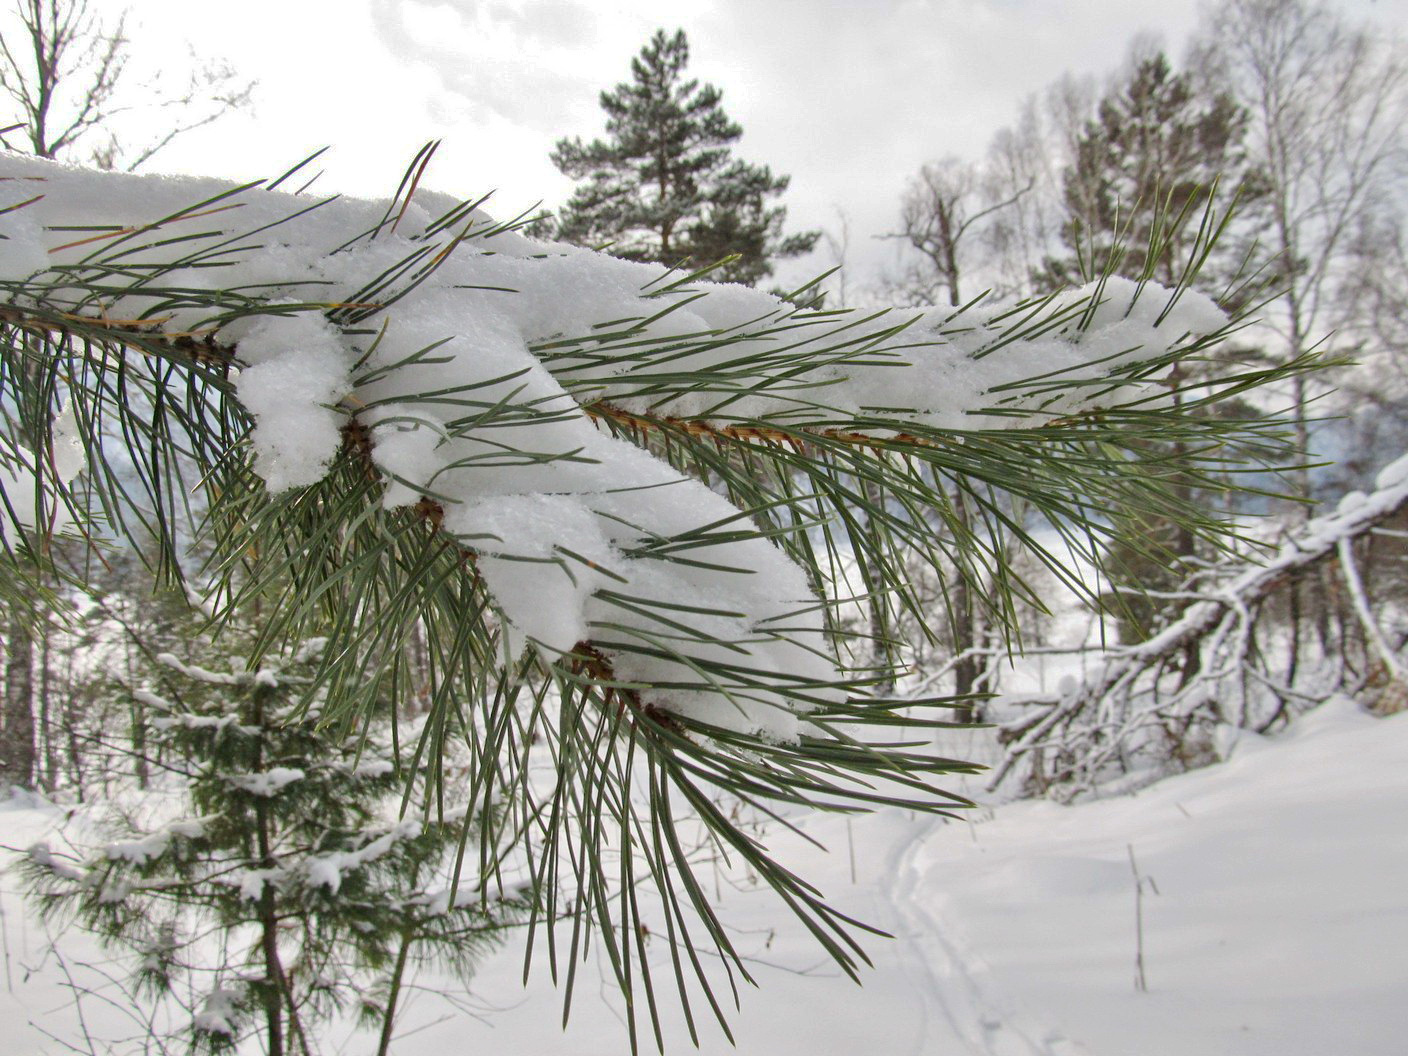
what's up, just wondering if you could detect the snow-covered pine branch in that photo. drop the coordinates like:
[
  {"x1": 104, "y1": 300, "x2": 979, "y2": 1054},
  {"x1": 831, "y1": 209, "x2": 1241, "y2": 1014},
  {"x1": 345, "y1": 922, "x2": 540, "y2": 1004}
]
[
  {"x1": 0, "y1": 153, "x2": 1241, "y2": 737},
  {"x1": 0, "y1": 147, "x2": 1306, "y2": 1041}
]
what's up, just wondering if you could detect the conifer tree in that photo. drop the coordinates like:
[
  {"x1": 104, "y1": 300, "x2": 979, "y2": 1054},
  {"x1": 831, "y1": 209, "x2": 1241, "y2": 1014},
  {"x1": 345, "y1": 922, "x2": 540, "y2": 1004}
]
[
  {"x1": 23, "y1": 617, "x2": 523, "y2": 1055},
  {"x1": 1035, "y1": 52, "x2": 1269, "y2": 643},
  {"x1": 1040, "y1": 51, "x2": 1262, "y2": 293},
  {"x1": 546, "y1": 28, "x2": 819, "y2": 285}
]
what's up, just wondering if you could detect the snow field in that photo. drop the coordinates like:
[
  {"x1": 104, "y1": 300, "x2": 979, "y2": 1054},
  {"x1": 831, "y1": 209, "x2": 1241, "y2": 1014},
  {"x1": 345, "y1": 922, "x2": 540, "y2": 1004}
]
[{"x1": 4, "y1": 699, "x2": 1403, "y2": 1053}]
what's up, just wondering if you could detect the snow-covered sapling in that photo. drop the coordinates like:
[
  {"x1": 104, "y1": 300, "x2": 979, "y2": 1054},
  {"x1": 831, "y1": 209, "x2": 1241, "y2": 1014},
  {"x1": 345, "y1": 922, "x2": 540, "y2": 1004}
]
[{"x1": 22, "y1": 623, "x2": 524, "y2": 1055}]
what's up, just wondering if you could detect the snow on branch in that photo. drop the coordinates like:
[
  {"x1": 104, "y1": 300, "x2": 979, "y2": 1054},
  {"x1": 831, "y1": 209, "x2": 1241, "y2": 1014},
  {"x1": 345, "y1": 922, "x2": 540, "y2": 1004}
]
[{"x1": 0, "y1": 155, "x2": 1231, "y2": 738}]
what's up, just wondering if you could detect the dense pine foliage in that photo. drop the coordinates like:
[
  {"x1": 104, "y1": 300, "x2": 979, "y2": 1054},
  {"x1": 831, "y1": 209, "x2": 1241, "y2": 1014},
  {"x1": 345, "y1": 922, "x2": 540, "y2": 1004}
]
[{"x1": 545, "y1": 29, "x2": 818, "y2": 286}]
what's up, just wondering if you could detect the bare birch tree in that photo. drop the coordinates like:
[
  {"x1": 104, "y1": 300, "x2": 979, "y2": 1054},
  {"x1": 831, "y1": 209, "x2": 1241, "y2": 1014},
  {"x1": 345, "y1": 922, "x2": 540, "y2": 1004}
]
[
  {"x1": 0, "y1": 0, "x2": 252, "y2": 169},
  {"x1": 1196, "y1": 0, "x2": 1408, "y2": 498},
  {"x1": 981, "y1": 74, "x2": 1097, "y2": 298},
  {"x1": 879, "y1": 160, "x2": 1038, "y2": 712},
  {"x1": 884, "y1": 156, "x2": 1034, "y2": 308}
]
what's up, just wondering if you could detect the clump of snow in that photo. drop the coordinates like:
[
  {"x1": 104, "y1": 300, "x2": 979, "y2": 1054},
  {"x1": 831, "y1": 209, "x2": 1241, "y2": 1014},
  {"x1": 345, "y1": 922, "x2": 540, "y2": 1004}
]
[
  {"x1": 150, "y1": 711, "x2": 241, "y2": 733},
  {"x1": 226, "y1": 767, "x2": 305, "y2": 797},
  {"x1": 415, "y1": 882, "x2": 492, "y2": 916},
  {"x1": 96, "y1": 877, "x2": 132, "y2": 904},
  {"x1": 155, "y1": 652, "x2": 242, "y2": 684},
  {"x1": 131, "y1": 688, "x2": 174, "y2": 712},
  {"x1": 105, "y1": 831, "x2": 172, "y2": 864},
  {"x1": 304, "y1": 819, "x2": 419, "y2": 894},
  {"x1": 155, "y1": 652, "x2": 276, "y2": 689},
  {"x1": 233, "y1": 866, "x2": 285, "y2": 901},
  {"x1": 28, "y1": 841, "x2": 84, "y2": 881},
  {"x1": 351, "y1": 757, "x2": 395, "y2": 778},
  {"x1": 138, "y1": 688, "x2": 250, "y2": 735},
  {"x1": 192, "y1": 986, "x2": 243, "y2": 1037},
  {"x1": 1084, "y1": 275, "x2": 1227, "y2": 337},
  {"x1": 443, "y1": 492, "x2": 616, "y2": 656},
  {"x1": 103, "y1": 816, "x2": 205, "y2": 864},
  {"x1": 366, "y1": 406, "x2": 447, "y2": 509},
  {"x1": 234, "y1": 308, "x2": 353, "y2": 491}
]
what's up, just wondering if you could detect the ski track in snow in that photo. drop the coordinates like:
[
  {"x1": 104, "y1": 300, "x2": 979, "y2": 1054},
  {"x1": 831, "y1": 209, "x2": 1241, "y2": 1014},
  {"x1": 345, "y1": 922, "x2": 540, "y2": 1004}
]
[{"x1": 883, "y1": 812, "x2": 1092, "y2": 1056}]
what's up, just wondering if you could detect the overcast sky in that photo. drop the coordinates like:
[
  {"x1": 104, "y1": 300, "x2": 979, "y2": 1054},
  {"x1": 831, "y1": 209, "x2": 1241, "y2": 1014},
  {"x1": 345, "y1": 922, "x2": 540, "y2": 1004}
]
[{"x1": 66, "y1": 0, "x2": 1408, "y2": 290}]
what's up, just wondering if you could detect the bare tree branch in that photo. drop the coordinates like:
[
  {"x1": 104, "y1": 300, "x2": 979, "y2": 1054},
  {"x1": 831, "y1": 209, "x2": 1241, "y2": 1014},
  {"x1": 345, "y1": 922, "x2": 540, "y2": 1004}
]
[
  {"x1": 0, "y1": 0, "x2": 252, "y2": 169},
  {"x1": 990, "y1": 460, "x2": 1408, "y2": 796}
]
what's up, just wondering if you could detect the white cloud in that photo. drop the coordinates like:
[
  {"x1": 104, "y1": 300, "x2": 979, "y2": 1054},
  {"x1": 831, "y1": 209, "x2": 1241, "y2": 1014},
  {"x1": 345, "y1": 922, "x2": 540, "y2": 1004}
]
[{"x1": 63, "y1": 0, "x2": 1408, "y2": 292}]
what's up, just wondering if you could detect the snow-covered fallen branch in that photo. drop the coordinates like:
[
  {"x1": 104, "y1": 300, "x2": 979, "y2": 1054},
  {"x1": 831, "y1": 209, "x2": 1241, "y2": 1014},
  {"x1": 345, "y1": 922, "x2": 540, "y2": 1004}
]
[{"x1": 991, "y1": 454, "x2": 1408, "y2": 796}]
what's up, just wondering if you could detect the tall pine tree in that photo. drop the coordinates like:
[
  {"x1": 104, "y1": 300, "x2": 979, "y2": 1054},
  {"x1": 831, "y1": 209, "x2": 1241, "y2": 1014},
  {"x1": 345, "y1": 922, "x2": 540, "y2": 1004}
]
[
  {"x1": 545, "y1": 29, "x2": 818, "y2": 286},
  {"x1": 1040, "y1": 51, "x2": 1262, "y2": 292},
  {"x1": 1039, "y1": 52, "x2": 1268, "y2": 644}
]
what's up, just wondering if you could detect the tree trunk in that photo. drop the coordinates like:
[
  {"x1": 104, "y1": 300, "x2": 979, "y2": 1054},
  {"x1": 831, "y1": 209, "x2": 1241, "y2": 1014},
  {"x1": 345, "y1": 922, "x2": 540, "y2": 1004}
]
[
  {"x1": 252, "y1": 692, "x2": 285, "y2": 1056},
  {"x1": 258, "y1": 877, "x2": 286, "y2": 1056},
  {"x1": 860, "y1": 477, "x2": 895, "y2": 695},
  {"x1": 38, "y1": 609, "x2": 55, "y2": 791},
  {"x1": 950, "y1": 491, "x2": 981, "y2": 722},
  {"x1": 375, "y1": 931, "x2": 414, "y2": 1056},
  {"x1": 130, "y1": 674, "x2": 150, "y2": 790},
  {"x1": 2, "y1": 609, "x2": 36, "y2": 790}
]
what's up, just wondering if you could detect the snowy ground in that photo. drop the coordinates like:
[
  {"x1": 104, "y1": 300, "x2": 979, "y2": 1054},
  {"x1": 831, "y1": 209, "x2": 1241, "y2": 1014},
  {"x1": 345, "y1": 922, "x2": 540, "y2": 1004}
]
[{"x1": 3, "y1": 703, "x2": 1405, "y2": 1054}]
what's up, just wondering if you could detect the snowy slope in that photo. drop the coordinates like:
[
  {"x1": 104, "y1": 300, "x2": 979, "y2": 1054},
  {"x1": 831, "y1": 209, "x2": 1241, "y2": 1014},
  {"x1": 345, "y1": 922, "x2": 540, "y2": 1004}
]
[
  {"x1": 909, "y1": 700, "x2": 1408, "y2": 1056},
  {"x1": 3, "y1": 703, "x2": 1405, "y2": 1054},
  {"x1": 425, "y1": 702, "x2": 1407, "y2": 1056}
]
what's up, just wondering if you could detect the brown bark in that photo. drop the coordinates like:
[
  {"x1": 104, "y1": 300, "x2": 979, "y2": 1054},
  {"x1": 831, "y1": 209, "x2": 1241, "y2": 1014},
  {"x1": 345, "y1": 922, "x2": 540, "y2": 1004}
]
[{"x1": 2, "y1": 609, "x2": 36, "y2": 790}]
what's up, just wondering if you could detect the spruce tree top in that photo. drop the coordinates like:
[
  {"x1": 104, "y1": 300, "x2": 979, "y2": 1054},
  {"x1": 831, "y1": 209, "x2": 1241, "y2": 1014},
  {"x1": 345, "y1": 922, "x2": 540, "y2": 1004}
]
[{"x1": 548, "y1": 28, "x2": 819, "y2": 285}]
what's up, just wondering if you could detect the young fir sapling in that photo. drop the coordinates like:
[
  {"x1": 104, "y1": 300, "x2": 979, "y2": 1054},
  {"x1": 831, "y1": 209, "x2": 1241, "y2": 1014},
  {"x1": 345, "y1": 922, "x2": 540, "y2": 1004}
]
[{"x1": 22, "y1": 619, "x2": 525, "y2": 1055}]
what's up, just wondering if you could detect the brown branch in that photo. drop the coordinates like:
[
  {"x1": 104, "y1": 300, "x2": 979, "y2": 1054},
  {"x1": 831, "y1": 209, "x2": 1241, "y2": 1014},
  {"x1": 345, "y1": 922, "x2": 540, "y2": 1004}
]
[
  {"x1": 567, "y1": 642, "x2": 688, "y2": 734},
  {"x1": 582, "y1": 401, "x2": 953, "y2": 453},
  {"x1": 0, "y1": 304, "x2": 235, "y2": 367},
  {"x1": 2, "y1": 300, "x2": 988, "y2": 459}
]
